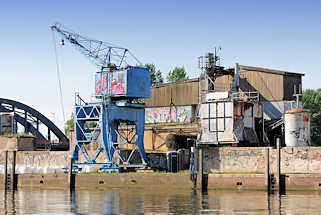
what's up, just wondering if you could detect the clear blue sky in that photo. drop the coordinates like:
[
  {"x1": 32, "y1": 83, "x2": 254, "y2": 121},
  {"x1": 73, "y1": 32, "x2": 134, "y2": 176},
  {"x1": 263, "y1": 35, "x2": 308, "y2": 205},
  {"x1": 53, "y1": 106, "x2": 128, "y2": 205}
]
[{"x1": 0, "y1": 0, "x2": 320, "y2": 131}]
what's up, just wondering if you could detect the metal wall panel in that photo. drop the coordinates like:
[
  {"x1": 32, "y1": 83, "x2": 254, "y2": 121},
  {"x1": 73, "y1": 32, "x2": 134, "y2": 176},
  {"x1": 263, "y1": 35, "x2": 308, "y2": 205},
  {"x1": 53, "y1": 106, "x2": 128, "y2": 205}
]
[
  {"x1": 263, "y1": 100, "x2": 299, "y2": 120},
  {"x1": 283, "y1": 74, "x2": 302, "y2": 101},
  {"x1": 145, "y1": 79, "x2": 199, "y2": 107},
  {"x1": 214, "y1": 75, "x2": 233, "y2": 92},
  {"x1": 239, "y1": 65, "x2": 303, "y2": 102},
  {"x1": 209, "y1": 103, "x2": 216, "y2": 117},
  {"x1": 199, "y1": 101, "x2": 233, "y2": 143},
  {"x1": 145, "y1": 65, "x2": 303, "y2": 107},
  {"x1": 239, "y1": 69, "x2": 284, "y2": 101}
]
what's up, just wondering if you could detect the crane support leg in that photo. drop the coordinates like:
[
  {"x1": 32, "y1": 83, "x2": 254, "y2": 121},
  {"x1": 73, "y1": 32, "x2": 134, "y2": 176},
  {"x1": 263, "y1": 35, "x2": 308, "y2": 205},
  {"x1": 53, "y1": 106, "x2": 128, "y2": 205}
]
[{"x1": 72, "y1": 97, "x2": 148, "y2": 172}]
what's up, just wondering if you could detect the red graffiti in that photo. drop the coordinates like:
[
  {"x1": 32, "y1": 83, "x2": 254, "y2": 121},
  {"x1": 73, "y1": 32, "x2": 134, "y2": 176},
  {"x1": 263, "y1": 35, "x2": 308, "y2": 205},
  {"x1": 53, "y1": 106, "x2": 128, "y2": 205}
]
[
  {"x1": 316, "y1": 154, "x2": 321, "y2": 161},
  {"x1": 95, "y1": 80, "x2": 101, "y2": 95},
  {"x1": 101, "y1": 73, "x2": 107, "y2": 91},
  {"x1": 111, "y1": 79, "x2": 124, "y2": 94}
]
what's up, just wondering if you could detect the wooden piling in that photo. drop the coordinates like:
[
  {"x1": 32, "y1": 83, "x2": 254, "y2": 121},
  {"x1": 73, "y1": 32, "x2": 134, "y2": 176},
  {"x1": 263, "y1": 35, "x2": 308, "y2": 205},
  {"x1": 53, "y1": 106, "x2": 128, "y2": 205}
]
[
  {"x1": 10, "y1": 151, "x2": 16, "y2": 190},
  {"x1": 68, "y1": 157, "x2": 74, "y2": 190},
  {"x1": 4, "y1": 151, "x2": 8, "y2": 190},
  {"x1": 197, "y1": 147, "x2": 203, "y2": 189},
  {"x1": 197, "y1": 147, "x2": 208, "y2": 191},
  {"x1": 276, "y1": 138, "x2": 281, "y2": 191},
  {"x1": 265, "y1": 147, "x2": 270, "y2": 192}
]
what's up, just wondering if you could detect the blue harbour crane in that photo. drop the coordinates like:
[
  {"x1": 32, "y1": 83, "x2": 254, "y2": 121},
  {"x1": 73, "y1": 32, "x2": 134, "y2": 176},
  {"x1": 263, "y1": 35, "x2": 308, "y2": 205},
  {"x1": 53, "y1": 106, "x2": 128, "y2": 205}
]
[{"x1": 51, "y1": 23, "x2": 150, "y2": 172}]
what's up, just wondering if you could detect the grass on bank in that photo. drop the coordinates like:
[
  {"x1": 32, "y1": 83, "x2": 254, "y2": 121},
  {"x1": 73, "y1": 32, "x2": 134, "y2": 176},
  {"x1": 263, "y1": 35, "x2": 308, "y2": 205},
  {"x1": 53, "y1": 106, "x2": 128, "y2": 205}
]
[{"x1": 0, "y1": 133, "x2": 34, "y2": 137}]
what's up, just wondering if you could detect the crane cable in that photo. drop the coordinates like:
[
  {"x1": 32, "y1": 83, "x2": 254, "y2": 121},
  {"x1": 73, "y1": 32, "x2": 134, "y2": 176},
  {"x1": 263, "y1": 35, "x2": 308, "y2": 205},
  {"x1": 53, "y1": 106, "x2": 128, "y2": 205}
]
[{"x1": 51, "y1": 30, "x2": 66, "y2": 124}]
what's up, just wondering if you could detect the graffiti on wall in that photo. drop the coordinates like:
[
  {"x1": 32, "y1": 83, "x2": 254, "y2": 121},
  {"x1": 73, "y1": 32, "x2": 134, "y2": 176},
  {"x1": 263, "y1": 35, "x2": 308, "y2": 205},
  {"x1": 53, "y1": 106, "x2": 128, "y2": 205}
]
[
  {"x1": 110, "y1": 71, "x2": 126, "y2": 96},
  {"x1": 145, "y1": 106, "x2": 192, "y2": 124}
]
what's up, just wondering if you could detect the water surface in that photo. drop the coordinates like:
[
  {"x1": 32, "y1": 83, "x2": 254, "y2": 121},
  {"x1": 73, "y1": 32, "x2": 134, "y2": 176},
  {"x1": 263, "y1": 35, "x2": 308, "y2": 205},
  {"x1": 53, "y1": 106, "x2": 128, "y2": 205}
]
[{"x1": 1, "y1": 188, "x2": 321, "y2": 214}]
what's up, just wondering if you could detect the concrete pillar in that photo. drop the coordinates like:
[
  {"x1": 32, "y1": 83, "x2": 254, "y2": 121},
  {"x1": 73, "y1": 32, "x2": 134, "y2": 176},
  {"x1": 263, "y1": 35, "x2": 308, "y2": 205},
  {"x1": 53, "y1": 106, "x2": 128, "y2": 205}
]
[{"x1": 265, "y1": 147, "x2": 270, "y2": 192}]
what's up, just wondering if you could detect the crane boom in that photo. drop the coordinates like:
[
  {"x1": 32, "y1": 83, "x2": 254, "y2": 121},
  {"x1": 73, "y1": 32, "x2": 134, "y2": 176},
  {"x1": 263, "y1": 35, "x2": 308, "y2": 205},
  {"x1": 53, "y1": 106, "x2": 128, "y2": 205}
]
[{"x1": 51, "y1": 22, "x2": 141, "y2": 70}]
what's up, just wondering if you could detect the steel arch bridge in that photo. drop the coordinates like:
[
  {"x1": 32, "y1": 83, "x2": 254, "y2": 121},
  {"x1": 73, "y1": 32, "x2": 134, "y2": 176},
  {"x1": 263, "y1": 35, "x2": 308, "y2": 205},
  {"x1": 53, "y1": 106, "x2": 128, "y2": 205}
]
[{"x1": 0, "y1": 98, "x2": 69, "y2": 143}]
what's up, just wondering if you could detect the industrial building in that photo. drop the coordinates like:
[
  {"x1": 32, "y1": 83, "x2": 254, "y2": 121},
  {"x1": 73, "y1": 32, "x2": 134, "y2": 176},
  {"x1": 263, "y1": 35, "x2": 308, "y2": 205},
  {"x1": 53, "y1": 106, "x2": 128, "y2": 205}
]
[{"x1": 144, "y1": 60, "x2": 307, "y2": 149}]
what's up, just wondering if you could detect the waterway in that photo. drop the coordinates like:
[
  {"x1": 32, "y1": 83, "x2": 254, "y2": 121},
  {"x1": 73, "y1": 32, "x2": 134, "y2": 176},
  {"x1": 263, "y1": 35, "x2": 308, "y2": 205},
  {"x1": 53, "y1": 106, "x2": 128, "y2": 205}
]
[{"x1": 1, "y1": 188, "x2": 321, "y2": 214}]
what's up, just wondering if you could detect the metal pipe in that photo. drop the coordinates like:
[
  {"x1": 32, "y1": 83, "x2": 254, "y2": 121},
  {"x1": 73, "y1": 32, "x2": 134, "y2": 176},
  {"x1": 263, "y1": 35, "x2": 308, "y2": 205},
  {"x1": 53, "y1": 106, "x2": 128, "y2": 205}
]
[{"x1": 232, "y1": 63, "x2": 240, "y2": 92}]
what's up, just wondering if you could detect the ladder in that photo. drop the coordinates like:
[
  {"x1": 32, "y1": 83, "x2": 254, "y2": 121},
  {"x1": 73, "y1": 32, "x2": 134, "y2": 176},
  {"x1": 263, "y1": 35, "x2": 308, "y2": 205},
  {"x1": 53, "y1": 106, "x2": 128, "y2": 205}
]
[{"x1": 4, "y1": 151, "x2": 16, "y2": 190}]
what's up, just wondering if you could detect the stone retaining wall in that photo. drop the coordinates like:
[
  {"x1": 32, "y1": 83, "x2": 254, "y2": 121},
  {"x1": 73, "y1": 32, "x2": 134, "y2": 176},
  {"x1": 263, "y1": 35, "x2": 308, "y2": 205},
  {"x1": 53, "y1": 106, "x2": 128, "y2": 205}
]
[
  {"x1": 0, "y1": 151, "x2": 168, "y2": 174},
  {"x1": 203, "y1": 147, "x2": 321, "y2": 174}
]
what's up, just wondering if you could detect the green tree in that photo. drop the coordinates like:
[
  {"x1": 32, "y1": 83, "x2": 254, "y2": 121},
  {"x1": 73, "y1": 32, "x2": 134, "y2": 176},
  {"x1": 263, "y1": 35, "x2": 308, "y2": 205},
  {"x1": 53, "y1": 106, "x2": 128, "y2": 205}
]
[
  {"x1": 144, "y1": 63, "x2": 163, "y2": 86},
  {"x1": 85, "y1": 121, "x2": 97, "y2": 129},
  {"x1": 64, "y1": 113, "x2": 74, "y2": 139},
  {"x1": 302, "y1": 88, "x2": 321, "y2": 146},
  {"x1": 166, "y1": 66, "x2": 188, "y2": 83}
]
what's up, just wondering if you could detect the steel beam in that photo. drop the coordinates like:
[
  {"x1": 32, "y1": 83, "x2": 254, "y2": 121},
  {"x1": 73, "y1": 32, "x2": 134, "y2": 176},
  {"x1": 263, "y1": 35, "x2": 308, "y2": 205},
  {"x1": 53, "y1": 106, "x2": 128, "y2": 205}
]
[{"x1": 0, "y1": 98, "x2": 68, "y2": 142}]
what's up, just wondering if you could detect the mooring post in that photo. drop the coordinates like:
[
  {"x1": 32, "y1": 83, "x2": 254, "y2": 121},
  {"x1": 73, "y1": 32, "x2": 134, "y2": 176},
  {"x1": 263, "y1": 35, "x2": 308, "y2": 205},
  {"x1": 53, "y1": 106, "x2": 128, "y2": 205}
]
[
  {"x1": 197, "y1": 147, "x2": 208, "y2": 191},
  {"x1": 197, "y1": 147, "x2": 203, "y2": 189},
  {"x1": 4, "y1": 151, "x2": 8, "y2": 190},
  {"x1": 68, "y1": 157, "x2": 74, "y2": 190},
  {"x1": 265, "y1": 147, "x2": 270, "y2": 192},
  {"x1": 276, "y1": 138, "x2": 281, "y2": 191},
  {"x1": 10, "y1": 151, "x2": 16, "y2": 190}
]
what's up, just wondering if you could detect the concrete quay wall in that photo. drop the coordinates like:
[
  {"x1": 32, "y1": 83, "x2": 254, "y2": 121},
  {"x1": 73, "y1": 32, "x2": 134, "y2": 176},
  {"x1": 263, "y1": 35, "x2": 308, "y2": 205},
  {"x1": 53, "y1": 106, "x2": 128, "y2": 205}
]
[
  {"x1": 0, "y1": 151, "x2": 70, "y2": 174},
  {"x1": 15, "y1": 173, "x2": 193, "y2": 189},
  {"x1": 0, "y1": 144, "x2": 321, "y2": 190},
  {"x1": 0, "y1": 151, "x2": 168, "y2": 174},
  {"x1": 207, "y1": 174, "x2": 321, "y2": 191},
  {"x1": 1, "y1": 173, "x2": 319, "y2": 191},
  {"x1": 0, "y1": 146, "x2": 320, "y2": 175},
  {"x1": 202, "y1": 147, "x2": 321, "y2": 174}
]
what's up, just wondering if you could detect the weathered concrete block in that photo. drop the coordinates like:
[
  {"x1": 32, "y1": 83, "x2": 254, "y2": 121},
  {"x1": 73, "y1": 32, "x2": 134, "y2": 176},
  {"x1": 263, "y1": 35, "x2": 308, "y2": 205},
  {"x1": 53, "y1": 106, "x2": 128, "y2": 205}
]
[
  {"x1": 202, "y1": 146, "x2": 321, "y2": 174},
  {"x1": 0, "y1": 136, "x2": 36, "y2": 152}
]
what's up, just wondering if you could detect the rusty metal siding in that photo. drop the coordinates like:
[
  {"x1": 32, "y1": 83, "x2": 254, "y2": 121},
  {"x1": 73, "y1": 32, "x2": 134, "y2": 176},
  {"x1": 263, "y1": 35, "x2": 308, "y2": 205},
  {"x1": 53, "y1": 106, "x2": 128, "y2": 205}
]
[
  {"x1": 214, "y1": 75, "x2": 233, "y2": 92},
  {"x1": 145, "y1": 79, "x2": 199, "y2": 107},
  {"x1": 145, "y1": 65, "x2": 303, "y2": 106},
  {"x1": 283, "y1": 74, "x2": 302, "y2": 101},
  {"x1": 239, "y1": 65, "x2": 303, "y2": 102},
  {"x1": 239, "y1": 67, "x2": 284, "y2": 101}
]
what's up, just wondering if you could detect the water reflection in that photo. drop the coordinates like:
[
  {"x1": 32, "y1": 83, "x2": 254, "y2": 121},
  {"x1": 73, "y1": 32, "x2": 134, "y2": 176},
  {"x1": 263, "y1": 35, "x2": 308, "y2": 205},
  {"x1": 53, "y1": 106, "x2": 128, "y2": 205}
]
[
  {"x1": 0, "y1": 188, "x2": 321, "y2": 214},
  {"x1": 2, "y1": 190, "x2": 16, "y2": 215}
]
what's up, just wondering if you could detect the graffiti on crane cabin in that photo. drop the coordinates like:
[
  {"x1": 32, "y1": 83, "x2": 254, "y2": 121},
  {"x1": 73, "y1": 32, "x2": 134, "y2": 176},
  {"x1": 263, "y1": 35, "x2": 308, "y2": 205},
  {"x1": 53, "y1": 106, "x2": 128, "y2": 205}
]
[
  {"x1": 145, "y1": 106, "x2": 192, "y2": 123},
  {"x1": 95, "y1": 71, "x2": 126, "y2": 96}
]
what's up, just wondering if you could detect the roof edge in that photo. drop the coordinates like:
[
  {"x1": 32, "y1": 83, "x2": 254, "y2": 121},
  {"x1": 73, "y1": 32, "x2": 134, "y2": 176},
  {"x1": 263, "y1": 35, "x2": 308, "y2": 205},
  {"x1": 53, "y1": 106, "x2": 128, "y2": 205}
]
[
  {"x1": 150, "y1": 77, "x2": 199, "y2": 88},
  {"x1": 239, "y1": 65, "x2": 304, "y2": 76}
]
